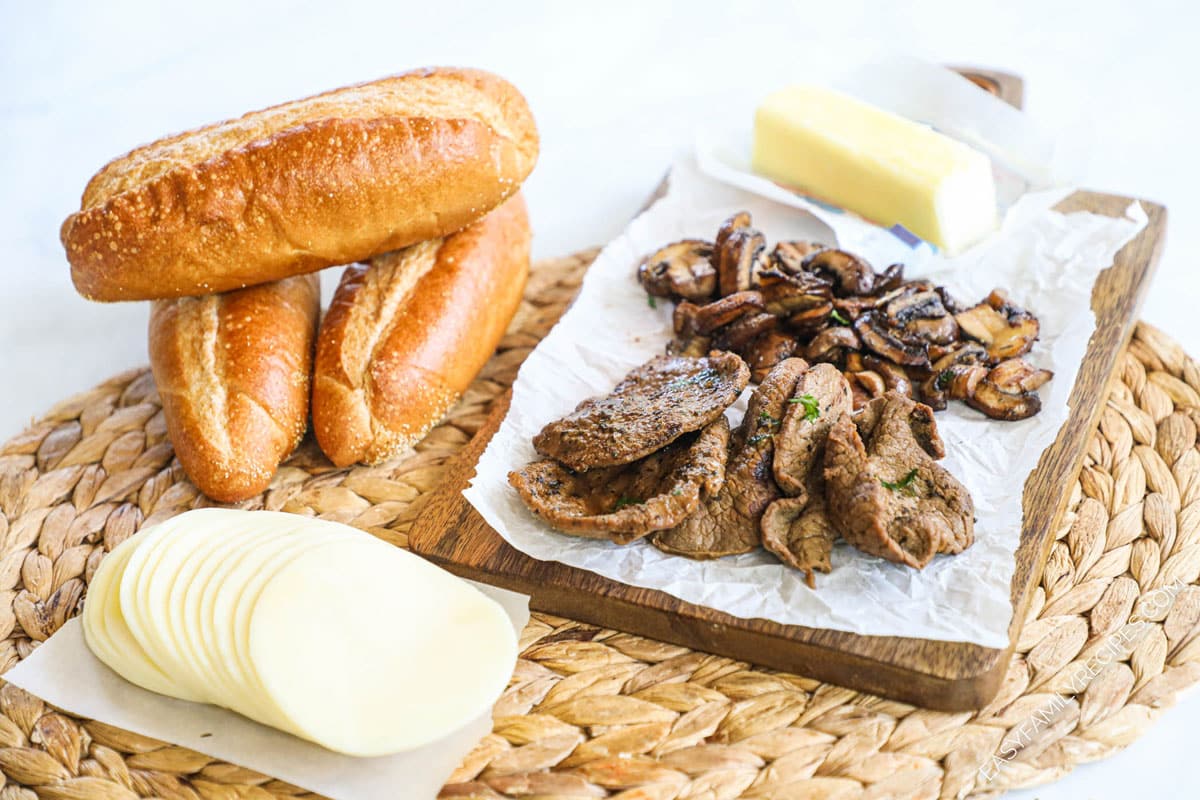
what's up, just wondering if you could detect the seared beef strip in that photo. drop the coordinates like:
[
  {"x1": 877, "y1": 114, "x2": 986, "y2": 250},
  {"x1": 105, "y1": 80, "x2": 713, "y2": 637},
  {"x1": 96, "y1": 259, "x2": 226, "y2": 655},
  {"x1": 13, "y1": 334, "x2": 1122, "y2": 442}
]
[
  {"x1": 509, "y1": 417, "x2": 731, "y2": 544},
  {"x1": 650, "y1": 358, "x2": 807, "y2": 559},
  {"x1": 824, "y1": 392, "x2": 974, "y2": 568},
  {"x1": 761, "y1": 363, "x2": 852, "y2": 582},
  {"x1": 532, "y1": 352, "x2": 749, "y2": 472},
  {"x1": 761, "y1": 496, "x2": 838, "y2": 588},
  {"x1": 772, "y1": 363, "x2": 854, "y2": 497}
]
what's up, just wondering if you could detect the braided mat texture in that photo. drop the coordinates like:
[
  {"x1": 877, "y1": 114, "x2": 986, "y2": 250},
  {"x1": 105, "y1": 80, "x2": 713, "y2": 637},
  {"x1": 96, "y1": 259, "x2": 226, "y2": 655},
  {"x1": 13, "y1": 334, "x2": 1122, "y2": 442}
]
[{"x1": 1, "y1": 249, "x2": 1199, "y2": 800}]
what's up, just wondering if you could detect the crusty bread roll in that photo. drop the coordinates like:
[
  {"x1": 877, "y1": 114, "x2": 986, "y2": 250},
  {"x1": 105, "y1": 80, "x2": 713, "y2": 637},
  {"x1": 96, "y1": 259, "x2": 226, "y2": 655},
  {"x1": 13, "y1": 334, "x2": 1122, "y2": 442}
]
[
  {"x1": 313, "y1": 193, "x2": 530, "y2": 467},
  {"x1": 63, "y1": 67, "x2": 538, "y2": 302},
  {"x1": 149, "y1": 274, "x2": 320, "y2": 501}
]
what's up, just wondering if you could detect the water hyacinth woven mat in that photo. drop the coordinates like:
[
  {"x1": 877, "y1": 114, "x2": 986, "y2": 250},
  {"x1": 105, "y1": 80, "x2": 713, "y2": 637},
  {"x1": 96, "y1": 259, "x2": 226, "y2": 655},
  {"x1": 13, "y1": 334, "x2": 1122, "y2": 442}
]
[{"x1": 1, "y1": 248, "x2": 1200, "y2": 799}]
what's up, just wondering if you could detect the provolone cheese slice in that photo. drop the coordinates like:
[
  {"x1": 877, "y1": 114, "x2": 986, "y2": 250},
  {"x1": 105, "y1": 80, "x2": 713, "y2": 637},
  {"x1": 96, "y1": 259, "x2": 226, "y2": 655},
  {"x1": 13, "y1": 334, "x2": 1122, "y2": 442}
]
[
  {"x1": 248, "y1": 536, "x2": 517, "y2": 756},
  {"x1": 227, "y1": 522, "x2": 352, "y2": 733},
  {"x1": 211, "y1": 524, "x2": 338, "y2": 729},
  {"x1": 81, "y1": 508, "x2": 518, "y2": 758},
  {"x1": 83, "y1": 535, "x2": 198, "y2": 700},
  {"x1": 180, "y1": 510, "x2": 278, "y2": 704},
  {"x1": 135, "y1": 517, "x2": 216, "y2": 697}
]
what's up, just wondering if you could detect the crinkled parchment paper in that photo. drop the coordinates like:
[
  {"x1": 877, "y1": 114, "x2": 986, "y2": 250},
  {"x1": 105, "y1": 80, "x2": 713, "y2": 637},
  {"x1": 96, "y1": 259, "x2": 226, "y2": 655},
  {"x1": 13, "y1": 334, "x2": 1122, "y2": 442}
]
[
  {"x1": 464, "y1": 157, "x2": 1145, "y2": 647},
  {"x1": 4, "y1": 584, "x2": 529, "y2": 800}
]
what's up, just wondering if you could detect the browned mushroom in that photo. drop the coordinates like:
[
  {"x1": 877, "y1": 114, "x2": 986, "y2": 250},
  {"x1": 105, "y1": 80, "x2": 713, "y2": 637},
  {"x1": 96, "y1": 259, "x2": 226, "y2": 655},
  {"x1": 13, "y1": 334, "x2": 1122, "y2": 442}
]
[
  {"x1": 716, "y1": 228, "x2": 767, "y2": 296},
  {"x1": 853, "y1": 312, "x2": 929, "y2": 368},
  {"x1": 787, "y1": 302, "x2": 835, "y2": 335},
  {"x1": 931, "y1": 343, "x2": 989, "y2": 372},
  {"x1": 937, "y1": 286, "x2": 965, "y2": 314},
  {"x1": 874, "y1": 281, "x2": 936, "y2": 308},
  {"x1": 863, "y1": 355, "x2": 913, "y2": 397},
  {"x1": 905, "y1": 315, "x2": 960, "y2": 344},
  {"x1": 638, "y1": 240, "x2": 718, "y2": 302},
  {"x1": 715, "y1": 211, "x2": 751, "y2": 253},
  {"x1": 954, "y1": 302, "x2": 1005, "y2": 343},
  {"x1": 803, "y1": 249, "x2": 876, "y2": 295},
  {"x1": 637, "y1": 215, "x2": 1051, "y2": 430},
  {"x1": 884, "y1": 289, "x2": 946, "y2": 324},
  {"x1": 943, "y1": 364, "x2": 988, "y2": 400},
  {"x1": 715, "y1": 312, "x2": 777, "y2": 351},
  {"x1": 882, "y1": 289, "x2": 960, "y2": 344},
  {"x1": 872, "y1": 263, "x2": 905, "y2": 295},
  {"x1": 772, "y1": 240, "x2": 827, "y2": 274},
  {"x1": 849, "y1": 370, "x2": 887, "y2": 400},
  {"x1": 740, "y1": 331, "x2": 798, "y2": 383},
  {"x1": 831, "y1": 295, "x2": 879, "y2": 322},
  {"x1": 919, "y1": 343, "x2": 990, "y2": 408},
  {"x1": 693, "y1": 291, "x2": 764, "y2": 334},
  {"x1": 847, "y1": 378, "x2": 873, "y2": 411},
  {"x1": 673, "y1": 301, "x2": 701, "y2": 335},
  {"x1": 804, "y1": 326, "x2": 861, "y2": 364},
  {"x1": 987, "y1": 358, "x2": 1054, "y2": 394},
  {"x1": 955, "y1": 293, "x2": 1040, "y2": 360},
  {"x1": 666, "y1": 335, "x2": 713, "y2": 358},
  {"x1": 967, "y1": 378, "x2": 1041, "y2": 421},
  {"x1": 757, "y1": 271, "x2": 832, "y2": 316}
]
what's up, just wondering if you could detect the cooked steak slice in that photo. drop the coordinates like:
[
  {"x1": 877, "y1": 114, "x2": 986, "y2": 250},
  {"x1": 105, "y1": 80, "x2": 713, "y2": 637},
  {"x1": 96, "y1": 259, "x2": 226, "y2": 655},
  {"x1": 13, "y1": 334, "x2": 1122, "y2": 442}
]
[
  {"x1": 533, "y1": 352, "x2": 750, "y2": 471},
  {"x1": 761, "y1": 496, "x2": 837, "y2": 588},
  {"x1": 824, "y1": 392, "x2": 974, "y2": 568},
  {"x1": 651, "y1": 358, "x2": 807, "y2": 559},
  {"x1": 773, "y1": 363, "x2": 854, "y2": 497},
  {"x1": 852, "y1": 392, "x2": 945, "y2": 459},
  {"x1": 509, "y1": 417, "x2": 731, "y2": 544}
]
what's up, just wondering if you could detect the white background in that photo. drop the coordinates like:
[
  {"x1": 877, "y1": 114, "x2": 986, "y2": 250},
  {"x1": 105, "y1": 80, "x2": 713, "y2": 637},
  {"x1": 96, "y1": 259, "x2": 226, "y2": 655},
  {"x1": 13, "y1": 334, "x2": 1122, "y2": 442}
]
[{"x1": 1, "y1": 1, "x2": 1198, "y2": 797}]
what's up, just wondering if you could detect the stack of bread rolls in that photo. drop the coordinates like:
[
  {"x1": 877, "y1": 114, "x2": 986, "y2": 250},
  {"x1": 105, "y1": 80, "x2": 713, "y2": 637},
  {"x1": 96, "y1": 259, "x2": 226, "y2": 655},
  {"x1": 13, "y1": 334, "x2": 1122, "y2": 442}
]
[{"x1": 60, "y1": 67, "x2": 538, "y2": 502}]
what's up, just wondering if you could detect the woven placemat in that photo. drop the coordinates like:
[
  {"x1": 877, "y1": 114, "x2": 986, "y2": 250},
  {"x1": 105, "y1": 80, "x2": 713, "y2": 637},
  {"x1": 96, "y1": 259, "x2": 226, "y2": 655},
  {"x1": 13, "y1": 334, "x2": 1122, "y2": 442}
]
[{"x1": 1, "y1": 249, "x2": 1198, "y2": 800}]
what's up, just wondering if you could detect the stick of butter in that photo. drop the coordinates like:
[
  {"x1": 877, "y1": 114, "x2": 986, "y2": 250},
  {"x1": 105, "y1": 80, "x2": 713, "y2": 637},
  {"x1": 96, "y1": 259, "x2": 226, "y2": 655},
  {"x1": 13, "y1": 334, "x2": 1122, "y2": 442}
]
[{"x1": 752, "y1": 84, "x2": 998, "y2": 255}]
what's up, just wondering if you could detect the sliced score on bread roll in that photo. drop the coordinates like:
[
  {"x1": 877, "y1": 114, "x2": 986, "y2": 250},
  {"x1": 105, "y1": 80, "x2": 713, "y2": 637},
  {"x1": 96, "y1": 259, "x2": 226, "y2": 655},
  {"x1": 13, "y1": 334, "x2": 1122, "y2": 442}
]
[
  {"x1": 62, "y1": 67, "x2": 538, "y2": 301},
  {"x1": 313, "y1": 193, "x2": 531, "y2": 467},
  {"x1": 149, "y1": 274, "x2": 320, "y2": 502}
]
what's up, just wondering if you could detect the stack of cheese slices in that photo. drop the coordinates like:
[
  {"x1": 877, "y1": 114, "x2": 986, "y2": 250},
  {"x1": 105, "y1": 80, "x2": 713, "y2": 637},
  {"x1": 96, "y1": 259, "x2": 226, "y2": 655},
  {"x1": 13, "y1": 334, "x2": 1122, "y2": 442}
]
[
  {"x1": 60, "y1": 67, "x2": 539, "y2": 502},
  {"x1": 83, "y1": 508, "x2": 518, "y2": 756}
]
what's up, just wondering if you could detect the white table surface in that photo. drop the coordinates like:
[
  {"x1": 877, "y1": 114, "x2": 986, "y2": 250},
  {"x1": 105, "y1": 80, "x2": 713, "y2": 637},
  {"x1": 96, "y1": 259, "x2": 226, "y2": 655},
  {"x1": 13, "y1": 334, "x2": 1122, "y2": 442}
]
[{"x1": 2, "y1": 1, "x2": 1198, "y2": 796}]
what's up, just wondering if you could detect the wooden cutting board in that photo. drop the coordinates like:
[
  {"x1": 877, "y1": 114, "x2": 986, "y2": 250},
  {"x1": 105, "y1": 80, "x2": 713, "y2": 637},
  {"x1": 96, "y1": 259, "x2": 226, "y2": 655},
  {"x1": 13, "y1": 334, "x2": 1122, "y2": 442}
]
[{"x1": 410, "y1": 70, "x2": 1168, "y2": 710}]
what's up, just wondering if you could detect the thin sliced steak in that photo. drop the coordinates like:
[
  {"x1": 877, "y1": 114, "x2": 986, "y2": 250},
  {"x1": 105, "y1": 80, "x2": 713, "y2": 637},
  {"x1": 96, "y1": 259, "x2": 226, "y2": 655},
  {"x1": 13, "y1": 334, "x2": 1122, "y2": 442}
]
[
  {"x1": 824, "y1": 392, "x2": 974, "y2": 568},
  {"x1": 773, "y1": 363, "x2": 854, "y2": 497},
  {"x1": 651, "y1": 358, "x2": 807, "y2": 558},
  {"x1": 761, "y1": 496, "x2": 838, "y2": 588},
  {"x1": 509, "y1": 417, "x2": 730, "y2": 544},
  {"x1": 532, "y1": 352, "x2": 749, "y2": 471}
]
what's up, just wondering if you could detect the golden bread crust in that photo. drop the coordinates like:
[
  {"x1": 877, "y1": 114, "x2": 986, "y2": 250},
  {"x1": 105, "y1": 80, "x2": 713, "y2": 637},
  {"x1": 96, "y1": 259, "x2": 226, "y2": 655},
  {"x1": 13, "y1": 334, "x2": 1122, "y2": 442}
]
[
  {"x1": 148, "y1": 274, "x2": 320, "y2": 501},
  {"x1": 313, "y1": 194, "x2": 530, "y2": 466},
  {"x1": 63, "y1": 67, "x2": 538, "y2": 301}
]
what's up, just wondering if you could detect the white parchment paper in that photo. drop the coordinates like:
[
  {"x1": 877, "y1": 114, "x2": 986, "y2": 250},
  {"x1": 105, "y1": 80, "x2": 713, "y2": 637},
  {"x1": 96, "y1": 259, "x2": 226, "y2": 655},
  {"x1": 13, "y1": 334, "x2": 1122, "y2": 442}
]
[
  {"x1": 464, "y1": 157, "x2": 1146, "y2": 647},
  {"x1": 4, "y1": 583, "x2": 530, "y2": 800}
]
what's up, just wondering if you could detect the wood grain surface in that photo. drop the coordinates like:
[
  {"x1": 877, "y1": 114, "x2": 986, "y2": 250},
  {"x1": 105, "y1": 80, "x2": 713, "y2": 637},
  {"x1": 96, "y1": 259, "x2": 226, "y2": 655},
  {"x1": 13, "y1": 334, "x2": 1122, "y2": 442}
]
[{"x1": 409, "y1": 70, "x2": 1169, "y2": 709}]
